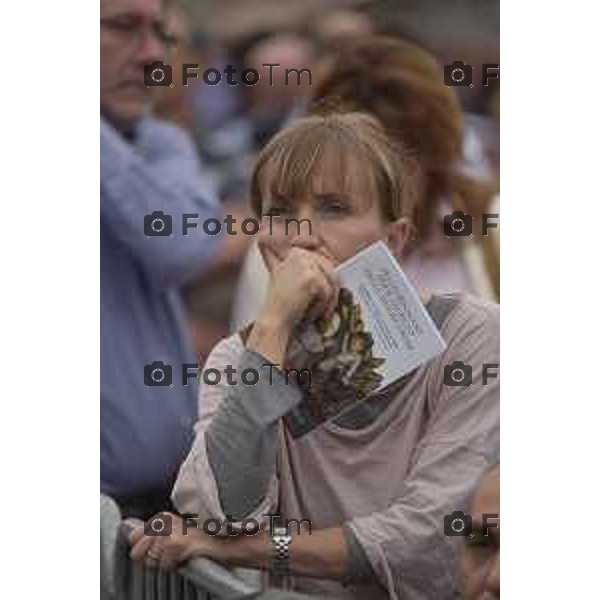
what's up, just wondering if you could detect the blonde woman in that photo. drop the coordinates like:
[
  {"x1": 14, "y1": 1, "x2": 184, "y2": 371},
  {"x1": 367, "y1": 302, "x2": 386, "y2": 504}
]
[{"x1": 131, "y1": 114, "x2": 499, "y2": 600}]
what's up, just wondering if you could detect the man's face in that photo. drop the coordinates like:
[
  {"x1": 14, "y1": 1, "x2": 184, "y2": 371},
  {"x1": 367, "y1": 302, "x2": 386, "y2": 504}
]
[
  {"x1": 100, "y1": 0, "x2": 171, "y2": 127},
  {"x1": 462, "y1": 469, "x2": 500, "y2": 600}
]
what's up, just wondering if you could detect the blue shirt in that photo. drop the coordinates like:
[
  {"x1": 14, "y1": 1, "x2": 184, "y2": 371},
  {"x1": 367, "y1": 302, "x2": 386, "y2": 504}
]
[{"x1": 101, "y1": 116, "x2": 221, "y2": 504}]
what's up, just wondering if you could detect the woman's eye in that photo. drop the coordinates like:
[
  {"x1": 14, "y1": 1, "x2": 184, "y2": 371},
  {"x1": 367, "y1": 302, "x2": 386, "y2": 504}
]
[
  {"x1": 321, "y1": 199, "x2": 350, "y2": 215},
  {"x1": 264, "y1": 205, "x2": 292, "y2": 217}
]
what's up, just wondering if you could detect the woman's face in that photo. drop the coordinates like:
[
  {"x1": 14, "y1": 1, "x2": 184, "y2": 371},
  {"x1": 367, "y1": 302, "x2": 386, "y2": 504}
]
[{"x1": 256, "y1": 152, "x2": 410, "y2": 271}]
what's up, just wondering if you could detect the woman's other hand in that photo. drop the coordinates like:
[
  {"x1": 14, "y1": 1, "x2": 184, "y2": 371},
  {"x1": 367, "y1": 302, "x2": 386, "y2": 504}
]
[{"x1": 129, "y1": 512, "x2": 211, "y2": 571}]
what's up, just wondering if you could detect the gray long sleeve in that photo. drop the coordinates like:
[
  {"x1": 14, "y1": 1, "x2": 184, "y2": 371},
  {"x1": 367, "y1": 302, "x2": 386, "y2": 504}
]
[
  {"x1": 204, "y1": 350, "x2": 377, "y2": 581},
  {"x1": 343, "y1": 526, "x2": 378, "y2": 584},
  {"x1": 204, "y1": 349, "x2": 302, "y2": 520}
]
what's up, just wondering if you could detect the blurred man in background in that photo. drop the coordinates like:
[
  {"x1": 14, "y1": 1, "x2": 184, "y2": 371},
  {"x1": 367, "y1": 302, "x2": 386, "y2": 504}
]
[
  {"x1": 100, "y1": 0, "x2": 222, "y2": 517},
  {"x1": 243, "y1": 33, "x2": 316, "y2": 146},
  {"x1": 462, "y1": 464, "x2": 500, "y2": 599}
]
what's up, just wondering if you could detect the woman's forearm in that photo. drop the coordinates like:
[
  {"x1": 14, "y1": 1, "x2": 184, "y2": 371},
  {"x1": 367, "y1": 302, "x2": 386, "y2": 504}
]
[
  {"x1": 202, "y1": 525, "x2": 350, "y2": 580},
  {"x1": 205, "y1": 348, "x2": 303, "y2": 520}
]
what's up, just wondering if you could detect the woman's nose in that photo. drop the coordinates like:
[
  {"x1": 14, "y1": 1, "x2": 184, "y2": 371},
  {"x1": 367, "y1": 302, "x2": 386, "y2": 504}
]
[{"x1": 289, "y1": 209, "x2": 321, "y2": 250}]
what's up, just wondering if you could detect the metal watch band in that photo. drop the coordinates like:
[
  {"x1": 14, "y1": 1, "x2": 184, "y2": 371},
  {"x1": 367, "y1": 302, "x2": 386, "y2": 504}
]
[{"x1": 270, "y1": 526, "x2": 293, "y2": 586}]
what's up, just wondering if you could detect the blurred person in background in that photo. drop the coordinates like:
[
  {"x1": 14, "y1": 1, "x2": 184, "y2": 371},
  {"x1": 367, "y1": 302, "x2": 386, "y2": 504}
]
[
  {"x1": 312, "y1": 7, "x2": 375, "y2": 48},
  {"x1": 461, "y1": 83, "x2": 500, "y2": 185},
  {"x1": 200, "y1": 30, "x2": 317, "y2": 205},
  {"x1": 243, "y1": 32, "x2": 316, "y2": 147},
  {"x1": 161, "y1": 27, "x2": 317, "y2": 208},
  {"x1": 101, "y1": 0, "x2": 231, "y2": 517},
  {"x1": 231, "y1": 35, "x2": 499, "y2": 331},
  {"x1": 154, "y1": 22, "x2": 247, "y2": 202},
  {"x1": 483, "y1": 87, "x2": 500, "y2": 180},
  {"x1": 462, "y1": 464, "x2": 500, "y2": 599},
  {"x1": 148, "y1": 3, "x2": 254, "y2": 360},
  {"x1": 152, "y1": 5, "x2": 194, "y2": 131}
]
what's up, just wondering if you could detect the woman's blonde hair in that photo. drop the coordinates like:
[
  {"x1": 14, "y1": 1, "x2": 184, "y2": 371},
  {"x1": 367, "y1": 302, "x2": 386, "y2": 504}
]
[{"x1": 249, "y1": 112, "x2": 421, "y2": 223}]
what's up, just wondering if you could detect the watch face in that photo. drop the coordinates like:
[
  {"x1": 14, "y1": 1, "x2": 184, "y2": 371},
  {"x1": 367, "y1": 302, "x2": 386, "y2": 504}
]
[{"x1": 273, "y1": 526, "x2": 290, "y2": 538}]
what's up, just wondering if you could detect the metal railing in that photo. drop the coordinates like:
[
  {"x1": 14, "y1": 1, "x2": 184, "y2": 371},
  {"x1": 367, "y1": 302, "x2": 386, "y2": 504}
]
[{"x1": 102, "y1": 495, "x2": 262, "y2": 600}]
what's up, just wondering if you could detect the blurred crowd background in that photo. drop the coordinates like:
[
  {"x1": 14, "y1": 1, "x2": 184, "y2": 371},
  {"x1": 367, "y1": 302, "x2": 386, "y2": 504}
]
[{"x1": 154, "y1": 0, "x2": 500, "y2": 362}]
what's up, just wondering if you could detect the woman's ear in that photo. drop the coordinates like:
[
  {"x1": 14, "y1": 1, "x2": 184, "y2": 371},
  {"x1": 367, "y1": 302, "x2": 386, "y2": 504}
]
[{"x1": 386, "y1": 218, "x2": 414, "y2": 258}]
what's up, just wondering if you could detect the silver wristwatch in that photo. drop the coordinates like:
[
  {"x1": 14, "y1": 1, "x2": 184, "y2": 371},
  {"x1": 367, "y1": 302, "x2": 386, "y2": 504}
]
[{"x1": 269, "y1": 526, "x2": 293, "y2": 588}]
